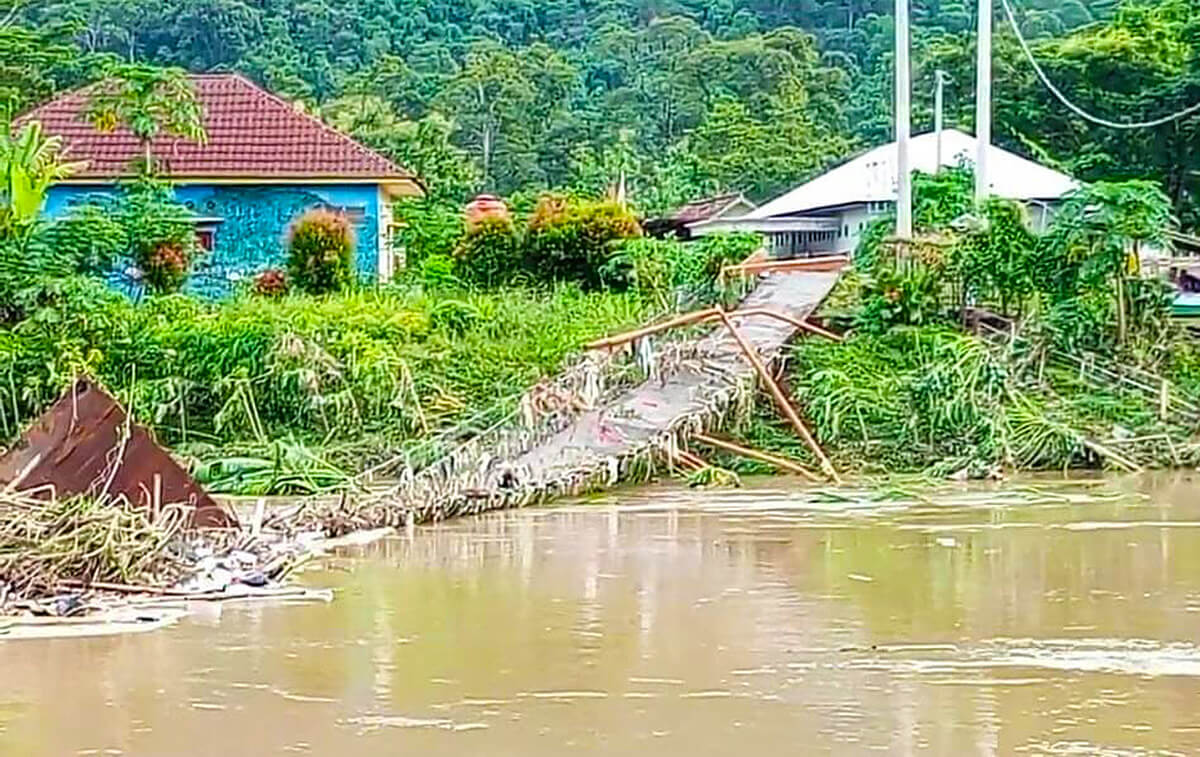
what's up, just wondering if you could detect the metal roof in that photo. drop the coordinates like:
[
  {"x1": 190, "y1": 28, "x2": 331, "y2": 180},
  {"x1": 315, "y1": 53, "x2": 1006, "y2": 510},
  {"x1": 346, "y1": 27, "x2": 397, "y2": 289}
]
[{"x1": 748, "y1": 129, "x2": 1078, "y2": 220}]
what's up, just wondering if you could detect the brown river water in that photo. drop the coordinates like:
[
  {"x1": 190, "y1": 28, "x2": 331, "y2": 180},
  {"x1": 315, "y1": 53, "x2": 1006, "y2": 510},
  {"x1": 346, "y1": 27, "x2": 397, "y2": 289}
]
[{"x1": 4, "y1": 474, "x2": 1200, "y2": 756}]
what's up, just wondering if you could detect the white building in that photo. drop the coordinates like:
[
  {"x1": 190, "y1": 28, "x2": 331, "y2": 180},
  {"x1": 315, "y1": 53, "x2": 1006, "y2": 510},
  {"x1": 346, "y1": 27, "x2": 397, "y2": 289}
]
[{"x1": 687, "y1": 129, "x2": 1078, "y2": 257}]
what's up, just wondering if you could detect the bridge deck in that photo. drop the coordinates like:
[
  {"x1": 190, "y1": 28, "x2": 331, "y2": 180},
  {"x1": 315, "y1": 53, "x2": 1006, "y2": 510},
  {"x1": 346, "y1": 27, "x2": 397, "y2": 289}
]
[{"x1": 513, "y1": 269, "x2": 843, "y2": 486}]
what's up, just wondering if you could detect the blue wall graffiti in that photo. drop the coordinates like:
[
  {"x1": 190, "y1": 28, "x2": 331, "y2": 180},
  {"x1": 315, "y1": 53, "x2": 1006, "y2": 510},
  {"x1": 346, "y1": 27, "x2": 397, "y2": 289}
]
[{"x1": 44, "y1": 182, "x2": 381, "y2": 298}]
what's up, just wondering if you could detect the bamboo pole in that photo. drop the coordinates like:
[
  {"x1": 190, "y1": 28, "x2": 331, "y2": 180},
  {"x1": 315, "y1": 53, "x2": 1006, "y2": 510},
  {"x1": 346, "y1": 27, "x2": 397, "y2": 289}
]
[
  {"x1": 585, "y1": 308, "x2": 721, "y2": 351},
  {"x1": 720, "y1": 255, "x2": 850, "y2": 280},
  {"x1": 669, "y1": 448, "x2": 703, "y2": 472},
  {"x1": 716, "y1": 309, "x2": 841, "y2": 484},
  {"x1": 587, "y1": 306, "x2": 841, "y2": 353},
  {"x1": 692, "y1": 433, "x2": 820, "y2": 482},
  {"x1": 729, "y1": 308, "x2": 844, "y2": 342},
  {"x1": 676, "y1": 449, "x2": 710, "y2": 470}
]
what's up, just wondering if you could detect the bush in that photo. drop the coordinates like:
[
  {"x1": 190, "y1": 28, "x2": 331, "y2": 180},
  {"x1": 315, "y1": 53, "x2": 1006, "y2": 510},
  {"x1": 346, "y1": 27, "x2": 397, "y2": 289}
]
[
  {"x1": 524, "y1": 193, "x2": 641, "y2": 288},
  {"x1": 39, "y1": 204, "x2": 126, "y2": 277},
  {"x1": 144, "y1": 242, "x2": 190, "y2": 293},
  {"x1": 253, "y1": 268, "x2": 289, "y2": 298},
  {"x1": 121, "y1": 179, "x2": 203, "y2": 295},
  {"x1": 604, "y1": 233, "x2": 761, "y2": 306},
  {"x1": 454, "y1": 216, "x2": 522, "y2": 287},
  {"x1": 855, "y1": 263, "x2": 946, "y2": 335},
  {"x1": 393, "y1": 199, "x2": 463, "y2": 268},
  {"x1": 286, "y1": 208, "x2": 355, "y2": 295},
  {"x1": 420, "y1": 254, "x2": 458, "y2": 289}
]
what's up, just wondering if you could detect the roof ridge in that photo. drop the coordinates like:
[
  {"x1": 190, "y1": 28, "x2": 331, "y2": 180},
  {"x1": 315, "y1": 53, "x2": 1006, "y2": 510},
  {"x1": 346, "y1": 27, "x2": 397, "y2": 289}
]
[{"x1": 225, "y1": 75, "x2": 411, "y2": 179}]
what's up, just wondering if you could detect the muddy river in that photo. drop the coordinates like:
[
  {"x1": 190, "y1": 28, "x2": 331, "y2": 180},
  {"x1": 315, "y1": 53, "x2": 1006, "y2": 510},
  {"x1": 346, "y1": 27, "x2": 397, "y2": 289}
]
[{"x1": 4, "y1": 475, "x2": 1200, "y2": 755}]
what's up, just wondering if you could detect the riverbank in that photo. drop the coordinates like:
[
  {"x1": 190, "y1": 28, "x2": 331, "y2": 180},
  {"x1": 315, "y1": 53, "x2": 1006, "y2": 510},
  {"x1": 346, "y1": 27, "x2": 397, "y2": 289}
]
[{"x1": 707, "y1": 324, "x2": 1200, "y2": 479}]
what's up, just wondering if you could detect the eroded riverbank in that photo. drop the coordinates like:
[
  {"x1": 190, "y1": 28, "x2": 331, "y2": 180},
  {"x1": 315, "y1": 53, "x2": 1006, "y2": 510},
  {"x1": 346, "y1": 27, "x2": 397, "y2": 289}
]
[{"x1": 3, "y1": 474, "x2": 1200, "y2": 754}]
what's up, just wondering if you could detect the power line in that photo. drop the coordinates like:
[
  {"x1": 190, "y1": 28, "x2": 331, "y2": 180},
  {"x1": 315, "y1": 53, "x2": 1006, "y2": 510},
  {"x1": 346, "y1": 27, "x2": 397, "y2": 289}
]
[{"x1": 1000, "y1": 0, "x2": 1200, "y2": 130}]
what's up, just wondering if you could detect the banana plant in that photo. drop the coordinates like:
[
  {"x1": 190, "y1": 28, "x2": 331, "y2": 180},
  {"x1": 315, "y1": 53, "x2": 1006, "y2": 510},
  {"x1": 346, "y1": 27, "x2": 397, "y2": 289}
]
[{"x1": 0, "y1": 120, "x2": 86, "y2": 239}]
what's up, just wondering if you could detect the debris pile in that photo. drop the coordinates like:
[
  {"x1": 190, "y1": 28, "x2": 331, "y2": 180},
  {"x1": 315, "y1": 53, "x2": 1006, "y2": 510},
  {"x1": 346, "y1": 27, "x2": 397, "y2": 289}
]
[{"x1": 0, "y1": 489, "x2": 315, "y2": 620}]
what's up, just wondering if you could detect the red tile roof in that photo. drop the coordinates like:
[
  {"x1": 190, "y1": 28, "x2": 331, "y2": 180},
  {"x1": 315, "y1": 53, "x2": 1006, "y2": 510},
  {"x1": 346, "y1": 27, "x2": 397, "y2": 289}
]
[{"x1": 19, "y1": 74, "x2": 414, "y2": 182}]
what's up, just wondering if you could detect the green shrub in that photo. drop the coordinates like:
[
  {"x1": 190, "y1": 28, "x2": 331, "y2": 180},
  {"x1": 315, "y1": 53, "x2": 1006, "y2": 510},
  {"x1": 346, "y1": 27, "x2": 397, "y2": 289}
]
[
  {"x1": 605, "y1": 233, "x2": 761, "y2": 307},
  {"x1": 524, "y1": 193, "x2": 641, "y2": 288},
  {"x1": 286, "y1": 208, "x2": 355, "y2": 295},
  {"x1": 39, "y1": 204, "x2": 126, "y2": 277},
  {"x1": 121, "y1": 179, "x2": 203, "y2": 294},
  {"x1": 420, "y1": 254, "x2": 458, "y2": 289},
  {"x1": 855, "y1": 263, "x2": 946, "y2": 335},
  {"x1": 602, "y1": 238, "x2": 674, "y2": 305},
  {"x1": 393, "y1": 199, "x2": 463, "y2": 268},
  {"x1": 454, "y1": 216, "x2": 522, "y2": 287}
]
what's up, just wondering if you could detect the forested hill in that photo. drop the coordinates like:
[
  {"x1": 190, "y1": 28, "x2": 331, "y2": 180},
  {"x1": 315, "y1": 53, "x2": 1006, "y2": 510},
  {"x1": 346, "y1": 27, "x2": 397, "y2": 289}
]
[{"x1": 10, "y1": 0, "x2": 1194, "y2": 220}]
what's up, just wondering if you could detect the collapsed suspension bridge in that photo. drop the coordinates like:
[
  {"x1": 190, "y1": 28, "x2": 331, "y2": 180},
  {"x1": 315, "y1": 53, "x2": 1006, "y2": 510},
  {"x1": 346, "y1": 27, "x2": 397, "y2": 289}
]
[{"x1": 305, "y1": 258, "x2": 848, "y2": 534}]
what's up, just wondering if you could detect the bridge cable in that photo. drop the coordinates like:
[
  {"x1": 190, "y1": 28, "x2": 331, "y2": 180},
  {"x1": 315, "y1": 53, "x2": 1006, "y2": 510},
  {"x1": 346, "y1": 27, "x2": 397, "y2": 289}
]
[{"x1": 999, "y1": 0, "x2": 1200, "y2": 130}]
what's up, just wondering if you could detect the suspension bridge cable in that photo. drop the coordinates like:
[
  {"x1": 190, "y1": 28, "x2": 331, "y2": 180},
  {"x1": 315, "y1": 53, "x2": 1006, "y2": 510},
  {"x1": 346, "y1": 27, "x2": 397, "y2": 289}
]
[{"x1": 999, "y1": 0, "x2": 1200, "y2": 129}]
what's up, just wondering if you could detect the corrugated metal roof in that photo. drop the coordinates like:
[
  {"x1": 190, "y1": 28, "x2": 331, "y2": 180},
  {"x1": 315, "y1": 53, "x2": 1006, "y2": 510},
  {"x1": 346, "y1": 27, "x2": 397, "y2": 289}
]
[{"x1": 748, "y1": 129, "x2": 1078, "y2": 220}]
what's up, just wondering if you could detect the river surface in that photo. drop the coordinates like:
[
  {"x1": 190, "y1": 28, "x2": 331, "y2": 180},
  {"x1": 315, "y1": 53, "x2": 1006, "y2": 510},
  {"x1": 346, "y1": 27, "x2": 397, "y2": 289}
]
[{"x1": 5, "y1": 475, "x2": 1200, "y2": 755}]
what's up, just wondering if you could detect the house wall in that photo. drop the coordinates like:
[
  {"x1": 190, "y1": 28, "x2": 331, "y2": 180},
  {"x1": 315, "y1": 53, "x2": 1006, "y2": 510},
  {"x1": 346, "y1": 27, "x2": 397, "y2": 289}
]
[{"x1": 44, "y1": 182, "x2": 383, "y2": 298}]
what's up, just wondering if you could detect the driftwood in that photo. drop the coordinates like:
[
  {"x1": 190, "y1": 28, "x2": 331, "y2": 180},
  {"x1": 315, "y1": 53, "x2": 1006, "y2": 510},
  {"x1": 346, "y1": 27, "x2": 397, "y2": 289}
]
[{"x1": 692, "y1": 433, "x2": 819, "y2": 481}]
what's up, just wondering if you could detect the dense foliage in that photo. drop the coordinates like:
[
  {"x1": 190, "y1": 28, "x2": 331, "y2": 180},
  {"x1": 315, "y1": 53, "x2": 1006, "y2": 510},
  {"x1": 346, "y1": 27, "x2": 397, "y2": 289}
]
[
  {"x1": 11, "y1": 0, "x2": 1179, "y2": 219},
  {"x1": 0, "y1": 277, "x2": 656, "y2": 462},
  {"x1": 286, "y1": 208, "x2": 356, "y2": 295}
]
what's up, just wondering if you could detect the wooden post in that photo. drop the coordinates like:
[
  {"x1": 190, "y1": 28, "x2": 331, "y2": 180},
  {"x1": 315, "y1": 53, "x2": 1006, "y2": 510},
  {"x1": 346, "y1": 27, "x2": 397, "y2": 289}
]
[
  {"x1": 1160, "y1": 378, "x2": 1170, "y2": 421},
  {"x1": 716, "y1": 309, "x2": 841, "y2": 484},
  {"x1": 693, "y1": 433, "x2": 820, "y2": 482}
]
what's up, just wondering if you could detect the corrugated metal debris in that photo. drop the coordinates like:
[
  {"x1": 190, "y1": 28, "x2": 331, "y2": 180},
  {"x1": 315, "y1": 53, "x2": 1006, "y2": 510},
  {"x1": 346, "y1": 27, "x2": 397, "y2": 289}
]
[{"x1": 0, "y1": 379, "x2": 235, "y2": 528}]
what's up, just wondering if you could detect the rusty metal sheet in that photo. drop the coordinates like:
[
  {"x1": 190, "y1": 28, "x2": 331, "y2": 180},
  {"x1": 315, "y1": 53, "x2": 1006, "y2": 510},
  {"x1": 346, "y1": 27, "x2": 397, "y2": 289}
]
[{"x1": 0, "y1": 379, "x2": 236, "y2": 528}]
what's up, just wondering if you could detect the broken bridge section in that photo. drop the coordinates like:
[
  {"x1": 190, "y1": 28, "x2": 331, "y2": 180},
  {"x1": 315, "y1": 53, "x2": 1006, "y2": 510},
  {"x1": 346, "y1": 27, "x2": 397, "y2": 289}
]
[
  {"x1": 511, "y1": 267, "x2": 844, "y2": 487},
  {"x1": 327, "y1": 264, "x2": 846, "y2": 532}
]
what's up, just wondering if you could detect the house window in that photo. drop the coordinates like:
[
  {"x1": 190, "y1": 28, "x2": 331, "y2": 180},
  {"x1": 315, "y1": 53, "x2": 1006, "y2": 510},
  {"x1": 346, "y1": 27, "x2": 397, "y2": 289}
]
[
  {"x1": 193, "y1": 218, "x2": 223, "y2": 251},
  {"x1": 196, "y1": 228, "x2": 216, "y2": 251}
]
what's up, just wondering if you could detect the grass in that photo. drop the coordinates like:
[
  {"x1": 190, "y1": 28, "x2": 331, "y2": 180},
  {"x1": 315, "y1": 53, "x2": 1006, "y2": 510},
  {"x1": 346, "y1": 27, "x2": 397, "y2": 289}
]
[
  {"x1": 0, "y1": 278, "x2": 657, "y2": 487},
  {"x1": 711, "y1": 325, "x2": 1197, "y2": 477}
]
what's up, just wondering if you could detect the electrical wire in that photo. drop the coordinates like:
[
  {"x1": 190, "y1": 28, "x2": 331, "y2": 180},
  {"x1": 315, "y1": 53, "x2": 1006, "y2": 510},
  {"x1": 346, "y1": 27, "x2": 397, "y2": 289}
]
[{"x1": 1000, "y1": 0, "x2": 1200, "y2": 130}]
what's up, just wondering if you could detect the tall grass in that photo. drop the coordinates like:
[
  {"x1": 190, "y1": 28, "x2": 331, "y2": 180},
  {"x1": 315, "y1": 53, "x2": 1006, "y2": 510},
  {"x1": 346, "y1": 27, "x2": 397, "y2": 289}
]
[{"x1": 0, "y1": 279, "x2": 655, "y2": 464}]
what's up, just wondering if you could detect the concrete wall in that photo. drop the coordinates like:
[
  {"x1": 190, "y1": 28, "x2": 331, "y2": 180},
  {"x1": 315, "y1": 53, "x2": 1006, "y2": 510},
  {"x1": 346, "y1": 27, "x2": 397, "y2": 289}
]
[{"x1": 45, "y1": 182, "x2": 383, "y2": 298}]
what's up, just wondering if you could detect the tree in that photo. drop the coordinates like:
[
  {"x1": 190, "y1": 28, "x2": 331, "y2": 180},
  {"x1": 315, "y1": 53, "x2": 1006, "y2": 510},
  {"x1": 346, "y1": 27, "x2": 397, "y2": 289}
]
[
  {"x1": 0, "y1": 120, "x2": 84, "y2": 241},
  {"x1": 85, "y1": 63, "x2": 207, "y2": 173},
  {"x1": 435, "y1": 41, "x2": 536, "y2": 193},
  {"x1": 323, "y1": 95, "x2": 477, "y2": 203},
  {"x1": 1040, "y1": 180, "x2": 1173, "y2": 344}
]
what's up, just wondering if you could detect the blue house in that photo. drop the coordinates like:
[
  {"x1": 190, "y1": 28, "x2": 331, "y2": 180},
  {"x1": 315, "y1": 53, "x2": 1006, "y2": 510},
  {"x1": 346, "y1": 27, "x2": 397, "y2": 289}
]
[{"x1": 25, "y1": 74, "x2": 422, "y2": 296}]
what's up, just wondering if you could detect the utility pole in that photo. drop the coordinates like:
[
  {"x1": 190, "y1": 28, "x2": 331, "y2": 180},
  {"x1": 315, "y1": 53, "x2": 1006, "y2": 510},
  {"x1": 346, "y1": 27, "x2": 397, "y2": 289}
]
[
  {"x1": 975, "y1": 0, "x2": 992, "y2": 202},
  {"x1": 895, "y1": 0, "x2": 912, "y2": 239},
  {"x1": 935, "y1": 70, "x2": 947, "y2": 173}
]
